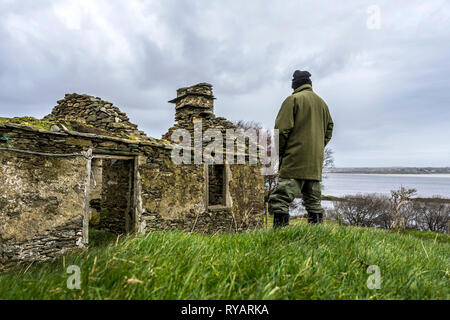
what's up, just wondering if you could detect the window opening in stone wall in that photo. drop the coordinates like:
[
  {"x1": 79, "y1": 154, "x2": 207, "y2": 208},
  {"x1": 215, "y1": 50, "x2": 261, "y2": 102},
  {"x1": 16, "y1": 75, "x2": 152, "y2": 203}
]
[{"x1": 208, "y1": 164, "x2": 226, "y2": 206}]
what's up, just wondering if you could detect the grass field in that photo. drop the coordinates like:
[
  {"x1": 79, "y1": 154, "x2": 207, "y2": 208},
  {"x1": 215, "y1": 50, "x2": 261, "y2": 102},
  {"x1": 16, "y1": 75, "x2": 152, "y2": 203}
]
[{"x1": 0, "y1": 219, "x2": 448, "y2": 300}]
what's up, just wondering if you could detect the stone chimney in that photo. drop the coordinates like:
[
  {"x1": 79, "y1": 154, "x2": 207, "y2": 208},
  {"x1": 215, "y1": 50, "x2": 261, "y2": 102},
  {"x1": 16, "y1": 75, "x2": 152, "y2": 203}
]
[{"x1": 168, "y1": 83, "x2": 215, "y2": 122}]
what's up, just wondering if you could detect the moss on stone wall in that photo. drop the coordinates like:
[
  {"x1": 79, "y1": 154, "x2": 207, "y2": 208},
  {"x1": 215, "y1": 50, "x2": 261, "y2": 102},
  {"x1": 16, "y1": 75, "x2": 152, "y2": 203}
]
[{"x1": 0, "y1": 117, "x2": 73, "y2": 131}]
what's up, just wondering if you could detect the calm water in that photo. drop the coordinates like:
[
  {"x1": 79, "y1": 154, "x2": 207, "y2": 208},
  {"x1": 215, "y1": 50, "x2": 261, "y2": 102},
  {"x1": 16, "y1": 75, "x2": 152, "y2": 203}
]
[
  {"x1": 291, "y1": 173, "x2": 450, "y2": 215},
  {"x1": 322, "y1": 173, "x2": 450, "y2": 198}
]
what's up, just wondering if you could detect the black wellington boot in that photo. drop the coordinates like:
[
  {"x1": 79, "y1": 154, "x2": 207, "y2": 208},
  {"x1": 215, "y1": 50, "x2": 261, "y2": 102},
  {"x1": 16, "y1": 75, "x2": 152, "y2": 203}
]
[
  {"x1": 307, "y1": 213, "x2": 324, "y2": 224},
  {"x1": 307, "y1": 213, "x2": 317, "y2": 224},
  {"x1": 316, "y1": 213, "x2": 324, "y2": 224},
  {"x1": 273, "y1": 213, "x2": 290, "y2": 229}
]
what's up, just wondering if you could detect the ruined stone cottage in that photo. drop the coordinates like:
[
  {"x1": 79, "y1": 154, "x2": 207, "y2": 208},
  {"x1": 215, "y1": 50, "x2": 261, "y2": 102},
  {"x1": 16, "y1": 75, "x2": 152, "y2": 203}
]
[{"x1": 0, "y1": 83, "x2": 265, "y2": 270}]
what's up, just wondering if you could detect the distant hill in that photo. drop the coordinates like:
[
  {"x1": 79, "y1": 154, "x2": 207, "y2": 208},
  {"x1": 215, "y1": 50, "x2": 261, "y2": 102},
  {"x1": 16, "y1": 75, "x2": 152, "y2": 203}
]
[{"x1": 326, "y1": 167, "x2": 450, "y2": 174}]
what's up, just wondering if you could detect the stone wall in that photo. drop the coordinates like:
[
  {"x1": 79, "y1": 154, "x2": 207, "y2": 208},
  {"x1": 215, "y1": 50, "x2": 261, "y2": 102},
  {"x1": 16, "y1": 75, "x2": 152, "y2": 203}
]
[
  {"x1": 229, "y1": 164, "x2": 265, "y2": 230},
  {"x1": 139, "y1": 153, "x2": 206, "y2": 229},
  {"x1": 0, "y1": 150, "x2": 87, "y2": 270}
]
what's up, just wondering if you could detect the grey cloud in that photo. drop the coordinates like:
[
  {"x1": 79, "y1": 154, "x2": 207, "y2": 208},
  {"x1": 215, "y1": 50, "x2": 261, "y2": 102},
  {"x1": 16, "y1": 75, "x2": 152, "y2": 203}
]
[{"x1": 0, "y1": 0, "x2": 449, "y2": 166}]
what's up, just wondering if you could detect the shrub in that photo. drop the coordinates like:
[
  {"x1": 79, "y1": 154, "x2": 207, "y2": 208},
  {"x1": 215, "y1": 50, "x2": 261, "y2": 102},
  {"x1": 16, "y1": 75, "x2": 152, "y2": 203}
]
[
  {"x1": 412, "y1": 198, "x2": 449, "y2": 233},
  {"x1": 331, "y1": 194, "x2": 390, "y2": 227},
  {"x1": 329, "y1": 188, "x2": 449, "y2": 234}
]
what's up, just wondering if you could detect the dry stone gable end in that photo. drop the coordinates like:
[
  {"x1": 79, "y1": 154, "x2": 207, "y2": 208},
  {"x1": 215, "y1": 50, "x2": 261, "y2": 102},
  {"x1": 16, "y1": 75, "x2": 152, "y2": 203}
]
[
  {"x1": 44, "y1": 93, "x2": 149, "y2": 141},
  {"x1": 0, "y1": 83, "x2": 265, "y2": 271}
]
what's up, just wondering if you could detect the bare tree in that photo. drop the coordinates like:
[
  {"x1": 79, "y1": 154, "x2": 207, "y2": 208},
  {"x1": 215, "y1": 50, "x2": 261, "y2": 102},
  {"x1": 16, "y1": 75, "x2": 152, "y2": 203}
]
[
  {"x1": 413, "y1": 198, "x2": 449, "y2": 233},
  {"x1": 390, "y1": 186, "x2": 417, "y2": 231},
  {"x1": 323, "y1": 147, "x2": 335, "y2": 171},
  {"x1": 234, "y1": 120, "x2": 278, "y2": 201}
]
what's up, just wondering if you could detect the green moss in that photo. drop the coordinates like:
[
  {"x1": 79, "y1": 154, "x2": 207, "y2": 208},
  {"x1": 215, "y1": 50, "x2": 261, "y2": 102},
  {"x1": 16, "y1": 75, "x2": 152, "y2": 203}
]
[
  {"x1": 0, "y1": 117, "x2": 52, "y2": 130},
  {"x1": 60, "y1": 120, "x2": 73, "y2": 131},
  {"x1": 0, "y1": 117, "x2": 73, "y2": 131}
]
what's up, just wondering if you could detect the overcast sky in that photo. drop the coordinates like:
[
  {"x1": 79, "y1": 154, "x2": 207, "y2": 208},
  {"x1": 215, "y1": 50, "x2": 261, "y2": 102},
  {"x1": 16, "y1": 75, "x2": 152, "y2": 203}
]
[{"x1": 1, "y1": 0, "x2": 449, "y2": 167}]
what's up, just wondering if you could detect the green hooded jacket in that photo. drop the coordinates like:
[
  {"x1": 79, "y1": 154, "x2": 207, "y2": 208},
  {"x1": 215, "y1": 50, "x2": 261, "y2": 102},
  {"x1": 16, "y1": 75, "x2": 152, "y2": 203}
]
[{"x1": 275, "y1": 84, "x2": 333, "y2": 181}]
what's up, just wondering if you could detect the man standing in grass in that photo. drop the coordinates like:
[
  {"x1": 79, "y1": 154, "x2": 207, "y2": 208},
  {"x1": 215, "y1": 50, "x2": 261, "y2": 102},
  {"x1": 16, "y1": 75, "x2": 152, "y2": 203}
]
[{"x1": 269, "y1": 70, "x2": 334, "y2": 228}]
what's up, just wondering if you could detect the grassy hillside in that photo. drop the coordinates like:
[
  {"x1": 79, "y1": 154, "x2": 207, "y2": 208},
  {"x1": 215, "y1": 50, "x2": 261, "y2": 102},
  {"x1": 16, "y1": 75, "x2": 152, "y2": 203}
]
[{"x1": 0, "y1": 220, "x2": 448, "y2": 300}]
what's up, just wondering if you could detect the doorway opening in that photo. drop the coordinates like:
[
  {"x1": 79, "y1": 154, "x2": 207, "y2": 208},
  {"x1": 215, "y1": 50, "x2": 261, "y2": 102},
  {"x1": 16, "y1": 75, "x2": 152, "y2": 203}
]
[{"x1": 87, "y1": 155, "x2": 136, "y2": 244}]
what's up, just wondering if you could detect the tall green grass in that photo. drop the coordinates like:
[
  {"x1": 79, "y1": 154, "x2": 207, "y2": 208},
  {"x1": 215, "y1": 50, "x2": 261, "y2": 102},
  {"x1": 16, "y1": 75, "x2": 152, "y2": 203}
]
[{"x1": 0, "y1": 221, "x2": 448, "y2": 300}]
